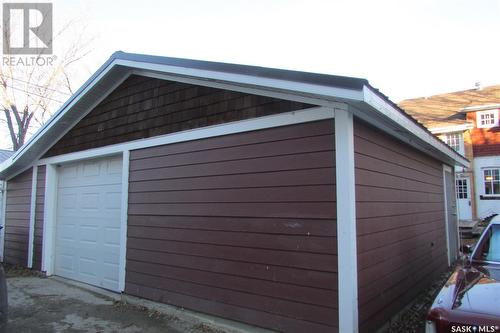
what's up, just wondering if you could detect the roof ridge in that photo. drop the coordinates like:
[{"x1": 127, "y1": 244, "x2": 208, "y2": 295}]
[{"x1": 401, "y1": 84, "x2": 500, "y2": 103}]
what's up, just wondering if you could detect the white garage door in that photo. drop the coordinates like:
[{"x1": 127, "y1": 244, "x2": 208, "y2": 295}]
[{"x1": 55, "y1": 155, "x2": 122, "y2": 291}]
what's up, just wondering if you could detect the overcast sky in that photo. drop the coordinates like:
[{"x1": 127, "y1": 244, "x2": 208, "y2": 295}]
[{"x1": 2, "y1": 0, "x2": 500, "y2": 149}]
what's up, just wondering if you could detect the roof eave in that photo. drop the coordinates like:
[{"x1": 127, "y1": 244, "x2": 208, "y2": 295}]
[
  {"x1": 460, "y1": 103, "x2": 500, "y2": 113},
  {"x1": 0, "y1": 52, "x2": 469, "y2": 179},
  {"x1": 361, "y1": 85, "x2": 469, "y2": 168}
]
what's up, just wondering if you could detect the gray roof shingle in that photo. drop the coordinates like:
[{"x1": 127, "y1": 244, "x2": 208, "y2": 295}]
[{"x1": 0, "y1": 149, "x2": 13, "y2": 164}]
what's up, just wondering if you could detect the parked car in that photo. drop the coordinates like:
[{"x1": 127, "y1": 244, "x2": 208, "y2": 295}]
[{"x1": 426, "y1": 215, "x2": 500, "y2": 333}]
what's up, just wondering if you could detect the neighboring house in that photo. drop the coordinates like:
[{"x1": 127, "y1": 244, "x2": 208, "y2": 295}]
[
  {"x1": 400, "y1": 85, "x2": 500, "y2": 221},
  {"x1": 0, "y1": 52, "x2": 466, "y2": 333},
  {"x1": 0, "y1": 149, "x2": 13, "y2": 257}
]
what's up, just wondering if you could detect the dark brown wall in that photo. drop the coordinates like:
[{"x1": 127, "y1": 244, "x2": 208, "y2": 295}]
[
  {"x1": 126, "y1": 120, "x2": 338, "y2": 333},
  {"x1": 354, "y1": 120, "x2": 448, "y2": 333},
  {"x1": 45, "y1": 75, "x2": 312, "y2": 157},
  {"x1": 4, "y1": 168, "x2": 33, "y2": 266},
  {"x1": 32, "y1": 166, "x2": 46, "y2": 271}
]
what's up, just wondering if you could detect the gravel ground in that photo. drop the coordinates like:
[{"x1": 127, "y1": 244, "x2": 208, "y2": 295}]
[
  {"x1": 3, "y1": 264, "x2": 45, "y2": 278},
  {"x1": 386, "y1": 268, "x2": 454, "y2": 333},
  {"x1": 387, "y1": 212, "x2": 498, "y2": 333},
  {"x1": 386, "y1": 232, "x2": 484, "y2": 333}
]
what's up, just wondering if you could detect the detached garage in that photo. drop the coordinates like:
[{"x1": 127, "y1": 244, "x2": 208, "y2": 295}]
[{"x1": 0, "y1": 52, "x2": 467, "y2": 332}]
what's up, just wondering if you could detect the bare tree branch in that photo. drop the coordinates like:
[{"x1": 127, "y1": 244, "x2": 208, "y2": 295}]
[{"x1": 0, "y1": 16, "x2": 93, "y2": 150}]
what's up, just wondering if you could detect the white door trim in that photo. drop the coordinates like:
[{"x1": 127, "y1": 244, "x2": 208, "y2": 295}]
[
  {"x1": 442, "y1": 164, "x2": 451, "y2": 266},
  {"x1": 27, "y1": 165, "x2": 38, "y2": 268},
  {"x1": 456, "y1": 175, "x2": 472, "y2": 220},
  {"x1": 118, "y1": 151, "x2": 129, "y2": 292},
  {"x1": 0, "y1": 180, "x2": 7, "y2": 261},
  {"x1": 42, "y1": 153, "x2": 128, "y2": 293},
  {"x1": 334, "y1": 106, "x2": 359, "y2": 333}
]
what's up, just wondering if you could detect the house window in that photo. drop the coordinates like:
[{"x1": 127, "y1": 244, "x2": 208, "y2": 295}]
[
  {"x1": 483, "y1": 168, "x2": 500, "y2": 195},
  {"x1": 456, "y1": 178, "x2": 468, "y2": 199},
  {"x1": 443, "y1": 132, "x2": 464, "y2": 154},
  {"x1": 477, "y1": 109, "x2": 499, "y2": 128}
]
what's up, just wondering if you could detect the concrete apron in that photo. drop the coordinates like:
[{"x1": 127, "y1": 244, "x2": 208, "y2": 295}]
[{"x1": 14, "y1": 275, "x2": 275, "y2": 333}]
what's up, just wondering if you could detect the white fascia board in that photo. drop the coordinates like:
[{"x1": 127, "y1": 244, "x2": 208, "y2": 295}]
[
  {"x1": 430, "y1": 123, "x2": 474, "y2": 134},
  {"x1": 0, "y1": 156, "x2": 15, "y2": 177},
  {"x1": 135, "y1": 69, "x2": 349, "y2": 110},
  {"x1": 0, "y1": 58, "x2": 359, "y2": 178},
  {"x1": 461, "y1": 104, "x2": 500, "y2": 112},
  {"x1": 116, "y1": 59, "x2": 365, "y2": 102},
  {"x1": 363, "y1": 86, "x2": 469, "y2": 168},
  {"x1": 38, "y1": 106, "x2": 334, "y2": 165}
]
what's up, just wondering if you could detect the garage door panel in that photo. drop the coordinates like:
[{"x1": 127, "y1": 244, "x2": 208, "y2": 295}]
[
  {"x1": 80, "y1": 192, "x2": 100, "y2": 209},
  {"x1": 56, "y1": 253, "x2": 75, "y2": 273},
  {"x1": 104, "y1": 191, "x2": 122, "y2": 209},
  {"x1": 104, "y1": 227, "x2": 120, "y2": 245},
  {"x1": 79, "y1": 225, "x2": 99, "y2": 244},
  {"x1": 55, "y1": 155, "x2": 122, "y2": 292}
]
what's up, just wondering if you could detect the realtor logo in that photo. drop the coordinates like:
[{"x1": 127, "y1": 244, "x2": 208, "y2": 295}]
[{"x1": 2, "y1": 3, "x2": 53, "y2": 54}]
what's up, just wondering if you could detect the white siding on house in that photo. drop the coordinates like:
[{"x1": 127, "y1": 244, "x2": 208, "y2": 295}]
[{"x1": 474, "y1": 155, "x2": 500, "y2": 218}]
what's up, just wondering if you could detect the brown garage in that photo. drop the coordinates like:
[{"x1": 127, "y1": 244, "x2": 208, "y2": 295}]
[{"x1": 0, "y1": 52, "x2": 467, "y2": 332}]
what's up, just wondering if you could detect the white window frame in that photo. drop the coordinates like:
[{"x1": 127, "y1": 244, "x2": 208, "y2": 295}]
[
  {"x1": 456, "y1": 178, "x2": 469, "y2": 199},
  {"x1": 442, "y1": 131, "x2": 464, "y2": 155},
  {"x1": 483, "y1": 167, "x2": 500, "y2": 196},
  {"x1": 477, "y1": 109, "x2": 499, "y2": 129}
]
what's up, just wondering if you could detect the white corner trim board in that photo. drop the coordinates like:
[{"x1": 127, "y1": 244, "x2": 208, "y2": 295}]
[
  {"x1": 334, "y1": 107, "x2": 359, "y2": 333},
  {"x1": 119, "y1": 150, "x2": 130, "y2": 292},
  {"x1": 27, "y1": 165, "x2": 38, "y2": 268},
  {"x1": 38, "y1": 106, "x2": 334, "y2": 166},
  {"x1": 41, "y1": 164, "x2": 57, "y2": 274}
]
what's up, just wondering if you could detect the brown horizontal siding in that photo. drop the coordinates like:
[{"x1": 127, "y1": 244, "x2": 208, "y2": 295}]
[
  {"x1": 32, "y1": 166, "x2": 46, "y2": 271},
  {"x1": 126, "y1": 120, "x2": 338, "y2": 332},
  {"x1": 354, "y1": 120, "x2": 447, "y2": 333},
  {"x1": 4, "y1": 168, "x2": 33, "y2": 266},
  {"x1": 45, "y1": 75, "x2": 313, "y2": 157},
  {"x1": 473, "y1": 143, "x2": 500, "y2": 156}
]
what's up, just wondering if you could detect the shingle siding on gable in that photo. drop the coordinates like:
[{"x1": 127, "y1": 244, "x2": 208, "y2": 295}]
[{"x1": 44, "y1": 75, "x2": 313, "y2": 157}]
